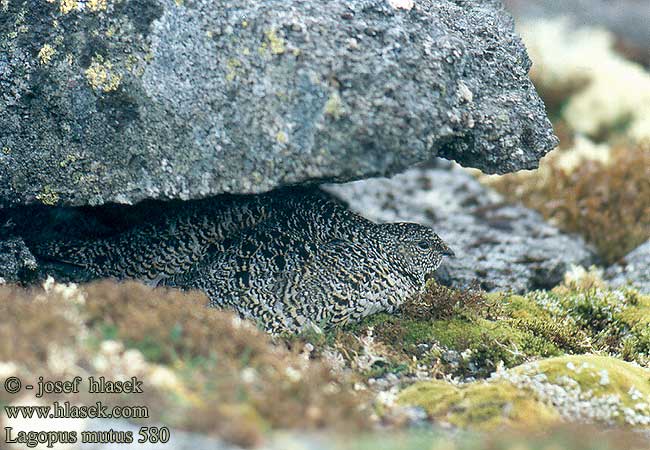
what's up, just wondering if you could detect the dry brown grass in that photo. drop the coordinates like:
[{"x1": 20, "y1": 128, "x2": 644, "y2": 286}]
[
  {"x1": 0, "y1": 281, "x2": 370, "y2": 447},
  {"x1": 0, "y1": 285, "x2": 78, "y2": 367},
  {"x1": 401, "y1": 281, "x2": 488, "y2": 321},
  {"x1": 489, "y1": 147, "x2": 650, "y2": 264}
]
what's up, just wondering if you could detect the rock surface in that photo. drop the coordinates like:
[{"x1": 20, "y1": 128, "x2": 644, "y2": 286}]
[
  {"x1": 0, "y1": 236, "x2": 38, "y2": 284},
  {"x1": 606, "y1": 240, "x2": 650, "y2": 294},
  {"x1": 0, "y1": 0, "x2": 556, "y2": 207},
  {"x1": 326, "y1": 161, "x2": 596, "y2": 292}
]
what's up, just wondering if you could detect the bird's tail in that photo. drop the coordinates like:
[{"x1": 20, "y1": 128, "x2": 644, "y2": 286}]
[{"x1": 29, "y1": 238, "x2": 108, "y2": 280}]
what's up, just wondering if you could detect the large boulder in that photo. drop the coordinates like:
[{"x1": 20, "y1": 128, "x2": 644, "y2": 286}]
[{"x1": 0, "y1": 0, "x2": 556, "y2": 207}]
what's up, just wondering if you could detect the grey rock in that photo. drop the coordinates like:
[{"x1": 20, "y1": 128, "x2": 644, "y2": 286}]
[
  {"x1": 606, "y1": 240, "x2": 650, "y2": 294},
  {"x1": 505, "y1": 0, "x2": 650, "y2": 65},
  {"x1": 325, "y1": 161, "x2": 596, "y2": 292},
  {"x1": 0, "y1": 236, "x2": 38, "y2": 284},
  {"x1": 1, "y1": 0, "x2": 556, "y2": 207}
]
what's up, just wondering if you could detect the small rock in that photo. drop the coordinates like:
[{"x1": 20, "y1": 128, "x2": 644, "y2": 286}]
[{"x1": 606, "y1": 240, "x2": 650, "y2": 294}]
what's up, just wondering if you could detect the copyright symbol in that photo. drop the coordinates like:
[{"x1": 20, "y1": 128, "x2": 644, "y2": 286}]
[{"x1": 4, "y1": 377, "x2": 21, "y2": 394}]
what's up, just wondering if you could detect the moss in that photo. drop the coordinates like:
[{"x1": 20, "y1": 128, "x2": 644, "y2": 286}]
[
  {"x1": 614, "y1": 293, "x2": 650, "y2": 361},
  {"x1": 3, "y1": 277, "x2": 650, "y2": 445},
  {"x1": 360, "y1": 283, "x2": 582, "y2": 377},
  {"x1": 487, "y1": 146, "x2": 650, "y2": 264},
  {"x1": 297, "y1": 281, "x2": 650, "y2": 383},
  {"x1": 428, "y1": 317, "x2": 562, "y2": 374},
  {"x1": 508, "y1": 355, "x2": 650, "y2": 428},
  {"x1": 398, "y1": 379, "x2": 561, "y2": 430},
  {"x1": 535, "y1": 286, "x2": 650, "y2": 364},
  {"x1": 84, "y1": 282, "x2": 370, "y2": 436},
  {"x1": 400, "y1": 355, "x2": 650, "y2": 431},
  {"x1": 0, "y1": 284, "x2": 80, "y2": 370},
  {"x1": 521, "y1": 355, "x2": 650, "y2": 409},
  {"x1": 400, "y1": 280, "x2": 487, "y2": 321}
]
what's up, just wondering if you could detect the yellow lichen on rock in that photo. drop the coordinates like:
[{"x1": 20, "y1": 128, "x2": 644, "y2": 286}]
[
  {"x1": 262, "y1": 29, "x2": 285, "y2": 55},
  {"x1": 85, "y1": 55, "x2": 122, "y2": 93},
  {"x1": 36, "y1": 186, "x2": 60, "y2": 205},
  {"x1": 37, "y1": 44, "x2": 56, "y2": 65},
  {"x1": 59, "y1": 0, "x2": 77, "y2": 14},
  {"x1": 86, "y1": 0, "x2": 107, "y2": 11},
  {"x1": 225, "y1": 58, "x2": 242, "y2": 82},
  {"x1": 324, "y1": 92, "x2": 344, "y2": 120},
  {"x1": 58, "y1": 0, "x2": 107, "y2": 14},
  {"x1": 276, "y1": 131, "x2": 288, "y2": 144}
]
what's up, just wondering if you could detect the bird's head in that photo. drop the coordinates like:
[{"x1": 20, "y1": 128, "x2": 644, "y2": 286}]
[{"x1": 377, "y1": 222, "x2": 454, "y2": 284}]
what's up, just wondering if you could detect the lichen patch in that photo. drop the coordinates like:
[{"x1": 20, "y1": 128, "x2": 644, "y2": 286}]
[
  {"x1": 38, "y1": 44, "x2": 56, "y2": 65},
  {"x1": 262, "y1": 29, "x2": 286, "y2": 55},
  {"x1": 58, "y1": 0, "x2": 107, "y2": 14},
  {"x1": 36, "y1": 186, "x2": 60, "y2": 206},
  {"x1": 85, "y1": 55, "x2": 122, "y2": 93}
]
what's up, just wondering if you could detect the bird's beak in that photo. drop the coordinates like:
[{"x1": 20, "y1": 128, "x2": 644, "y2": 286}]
[{"x1": 441, "y1": 244, "x2": 455, "y2": 258}]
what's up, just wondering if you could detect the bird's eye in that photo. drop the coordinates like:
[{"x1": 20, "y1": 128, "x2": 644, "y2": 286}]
[{"x1": 417, "y1": 240, "x2": 430, "y2": 250}]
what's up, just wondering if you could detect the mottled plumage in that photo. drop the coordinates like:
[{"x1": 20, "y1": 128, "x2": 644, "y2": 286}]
[{"x1": 32, "y1": 189, "x2": 453, "y2": 332}]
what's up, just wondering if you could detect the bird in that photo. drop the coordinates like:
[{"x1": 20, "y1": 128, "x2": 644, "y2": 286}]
[
  {"x1": 30, "y1": 188, "x2": 454, "y2": 332},
  {"x1": 30, "y1": 188, "x2": 331, "y2": 283},
  {"x1": 167, "y1": 220, "x2": 453, "y2": 332}
]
